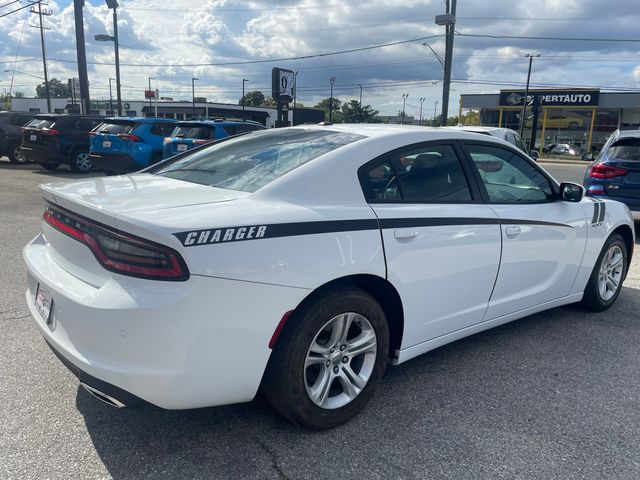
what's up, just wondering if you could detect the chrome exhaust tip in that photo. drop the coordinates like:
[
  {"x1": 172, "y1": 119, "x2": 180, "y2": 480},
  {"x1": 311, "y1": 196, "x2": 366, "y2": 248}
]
[{"x1": 80, "y1": 382, "x2": 127, "y2": 408}]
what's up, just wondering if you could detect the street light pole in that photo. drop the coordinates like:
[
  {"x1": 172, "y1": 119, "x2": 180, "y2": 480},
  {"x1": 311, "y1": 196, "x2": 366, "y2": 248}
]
[
  {"x1": 103, "y1": 0, "x2": 123, "y2": 116},
  {"x1": 108, "y1": 77, "x2": 114, "y2": 115},
  {"x1": 436, "y1": 0, "x2": 457, "y2": 127},
  {"x1": 242, "y1": 78, "x2": 249, "y2": 120},
  {"x1": 433, "y1": 100, "x2": 439, "y2": 125},
  {"x1": 192, "y1": 77, "x2": 198, "y2": 119},
  {"x1": 401, "y1": 93, "x2": 409, "y2": 125},
  {"x1": 329, "y1": 76, "x2": 336, "y2": 122},
  {"x1": 519, "y1": 53, "x2": 541, "y2": 140},
  {"x1": 419, "y1": 97, "x2": 425, "y2": 126},
  {"x1": 148, "y1": 77, "x2": 154, "y2": 117}
]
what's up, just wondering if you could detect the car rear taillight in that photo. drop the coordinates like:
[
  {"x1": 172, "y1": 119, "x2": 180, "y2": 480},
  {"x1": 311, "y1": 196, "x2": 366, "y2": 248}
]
[
  {"x1": 43, "y1": 205, "x2": 189, "y2": 281},
  {"x1": 42, "y1": 128, "x2": 60, "y2": 136},
  {"x1": 117, "y1": 133, "x2": 142, "y2": 142},
  {"x1": 163, "y1": 137, "x2": 172, "y2": 145},
  {"x1": 193, "y1": 139, "x2": 209, "y2": 145},
  {"x1": 589, "y1": 164, "x2": 628, "y2": 179},
  {"x1": 88, "y1": 131, "x2": 97, "y2": 137}
]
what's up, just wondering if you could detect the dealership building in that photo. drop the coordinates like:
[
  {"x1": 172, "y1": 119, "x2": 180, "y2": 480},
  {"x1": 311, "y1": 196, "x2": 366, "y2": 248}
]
[
  {"x1": 460, "y1": 89, "x2": 640, "y2": 152},
  {"x1": 9, "y1": 97, "x2": 323, "y2": 128}
]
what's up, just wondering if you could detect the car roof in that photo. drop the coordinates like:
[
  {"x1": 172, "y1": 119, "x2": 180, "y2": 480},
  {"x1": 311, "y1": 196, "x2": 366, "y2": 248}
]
[
  {"x1": 616, "y1": 129, "x2": 640, "y2": 139},
  {"x1": 444, "y1": 125, "x2": 518, "y2": 136},
  {"x1": 175, "y1": 119, "x2": 264, "y2": 126},
  {"x1": 104, "y1": 117, "x2": 176, "y2": 123}
]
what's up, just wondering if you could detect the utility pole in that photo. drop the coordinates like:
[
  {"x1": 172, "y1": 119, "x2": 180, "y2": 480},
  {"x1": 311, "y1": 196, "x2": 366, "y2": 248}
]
[
  {"x1": 242, "y1": 78, "x2": 249, "y2": 120},
  {"x1": 433, "y1": 100, "x2": 439, "y2": 126},
  {"x1": 108, "y1": 77, "x2": 114, "y2": 115},
  {"x1": 401, "y1": 93, "x2": 409, "y2": 125},
  {"x1": 329, "y1": 76, "x2": 336, "y2": 122},
  {"x1": 419, "y1": 97, "x2": 425, "y2": 126},
  {"x1": 519, "y1": 53, "x2": 540, "y2": 140},
  {"x1": 191, "y1": 77, "x2": 198, "y2": 119},
  {"x1": 30, "y1": 1, "x2": 52, "y2": 113},
  {"x1": 436, "y1": 0, "x2": 456, "y2": 127},
  {"x1": 73, "y1": 0, "x2": 91, "y2": 116}
]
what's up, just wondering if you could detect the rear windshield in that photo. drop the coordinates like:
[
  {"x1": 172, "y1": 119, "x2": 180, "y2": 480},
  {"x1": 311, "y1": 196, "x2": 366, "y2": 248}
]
[
  {"x1": 97, "y1": 122, "x2": 135, "y2": 134},
  {"x1": 25, "y1": 118, "x2": 55, "y2": 129},
  {"x1": 154, "y1": 129, "x2": 365, "y2": 192},
  {"x1": 172, "y1": 125, "x2": 214, "y2": 139},
  {"x1": 608, "y1": 138, "x2": 640, "y2": 161}
]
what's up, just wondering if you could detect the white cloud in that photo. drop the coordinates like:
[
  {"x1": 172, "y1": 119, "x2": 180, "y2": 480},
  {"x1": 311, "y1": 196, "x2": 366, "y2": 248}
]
[{"x1": 1, "y1": 0, "x2": 639, "y2": 117}]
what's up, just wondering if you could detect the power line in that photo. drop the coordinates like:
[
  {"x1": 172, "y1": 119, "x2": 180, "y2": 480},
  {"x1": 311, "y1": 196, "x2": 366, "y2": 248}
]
[
  {"x1": 44, "y1": 34, "x2": 445, "y2": 67},
  {"x1": 457, "y1": 33, "x2": 640, "y2": 43},
  {"x1": 0, "y1": 1, "x2": 39, "y2": 18},
  {"x1": 0, "y1": 0, "x2": 22, "y2": 9}
]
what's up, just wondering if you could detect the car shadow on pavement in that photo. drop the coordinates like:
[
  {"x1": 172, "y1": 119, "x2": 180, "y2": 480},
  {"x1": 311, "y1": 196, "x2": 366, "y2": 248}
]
[{"x1": 76, "y1": 285, "x2": 640, "y2": 480}]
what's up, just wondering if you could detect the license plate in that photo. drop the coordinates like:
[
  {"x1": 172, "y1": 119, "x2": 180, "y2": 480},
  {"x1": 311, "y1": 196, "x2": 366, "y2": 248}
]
[
  {"x1": 30, "y1": 134, "x2": 37, "y2": 142},
  {"x1": 177, "y1": 144, "x2": 188, "y2": 152},
  {"x1": 35, "y1": 283, "x2": 54, "y2": 325},
  {"x1": 103, "y1": 140, "x2": 111, "y2": 148}
]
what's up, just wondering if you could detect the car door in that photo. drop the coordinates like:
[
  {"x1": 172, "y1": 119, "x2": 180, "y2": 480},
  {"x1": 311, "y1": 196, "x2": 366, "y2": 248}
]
[
  {"x1": 462, "y1": 142, "x2": 588, "y2": 320},
  {"x1": 359, "y1": 141, "x2": 502, "y2": 347}
]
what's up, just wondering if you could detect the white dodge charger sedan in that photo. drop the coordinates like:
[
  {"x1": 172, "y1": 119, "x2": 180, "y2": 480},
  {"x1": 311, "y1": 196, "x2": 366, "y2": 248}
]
[{"x1": 24, "y1": 125, "x2": 635, "y2": 429}]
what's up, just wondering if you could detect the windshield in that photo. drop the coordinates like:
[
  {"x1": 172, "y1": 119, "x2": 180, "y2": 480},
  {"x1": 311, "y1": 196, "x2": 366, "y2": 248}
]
[
  {"x1": 608, "y1": 138, "x2": 640, "y2": 161},
  {"x1": 154, "y1": 129, "x2": 366, "y2": 192}
]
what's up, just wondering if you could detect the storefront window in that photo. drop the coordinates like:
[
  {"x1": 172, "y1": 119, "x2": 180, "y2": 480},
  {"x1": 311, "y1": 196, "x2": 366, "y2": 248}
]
[{"x1": 591, "y1": 110, "x2": 619, "y2": 153}]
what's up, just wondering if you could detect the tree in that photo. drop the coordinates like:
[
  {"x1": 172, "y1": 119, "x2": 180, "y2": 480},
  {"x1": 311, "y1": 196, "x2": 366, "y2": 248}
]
[
  {"x1": 314, "y1": 97, "x2": 342, "y2": 122},
  {"x1": 238, "y1": 90, "x2": 265, "y2": 107},
  {"x1": 36, "y1": 78, "x2": 70, "y2": 98},
  {"x1": 340, "y1": 100, "x2": 380, "y2": 123}
]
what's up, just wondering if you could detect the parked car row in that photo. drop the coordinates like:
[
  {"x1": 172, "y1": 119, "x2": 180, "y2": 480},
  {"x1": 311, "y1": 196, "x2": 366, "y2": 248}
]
[{"x1": 1, "y1": 112, "x2": 266, "y2": 173}]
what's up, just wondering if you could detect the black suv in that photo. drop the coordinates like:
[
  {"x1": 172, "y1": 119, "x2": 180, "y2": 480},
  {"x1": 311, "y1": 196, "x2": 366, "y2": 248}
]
[
  {"x1": 21, "y1": 114, "x2": 103, "y2": 172},
  {"x1": 0, "y1": 111, "x2": 35, "y2": 163}
]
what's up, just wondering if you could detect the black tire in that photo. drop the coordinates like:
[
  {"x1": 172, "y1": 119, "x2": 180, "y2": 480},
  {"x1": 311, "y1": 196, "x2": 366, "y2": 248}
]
[
  {"x1": 262, "y1": 287, "x2": 389, "y2": 430},
  {"x1": 39, "y1": 162, "x2": 61, "y2": 171},
  {"x1": 69, "y1": 148, "x2": 92, "y2": 173},
  {"x1": 8, "y1": 142, "x2": 27, "y2": 164},
  {"x1": 581, "y1": 233, "x2": 627, "y2": 312}
]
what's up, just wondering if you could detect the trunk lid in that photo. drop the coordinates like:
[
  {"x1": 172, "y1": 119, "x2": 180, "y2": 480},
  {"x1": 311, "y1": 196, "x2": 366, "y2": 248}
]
[{"x1": 90, "y1": 120, "x2": 140, "y2": 156}]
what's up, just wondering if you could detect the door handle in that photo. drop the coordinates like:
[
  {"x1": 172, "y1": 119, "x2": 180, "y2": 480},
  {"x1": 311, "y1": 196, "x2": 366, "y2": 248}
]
[
  {"x1": 505, "y1": 225, "x2": 521, "y2": 238},
  {"x1": 394, "y1": 228, "x2": 419, "y2": 240}
]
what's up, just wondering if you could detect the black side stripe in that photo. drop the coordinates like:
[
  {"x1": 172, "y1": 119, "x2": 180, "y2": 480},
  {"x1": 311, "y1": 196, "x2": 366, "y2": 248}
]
[
  {"x1": 174, "y1": 217, "x2": 573, "y2": 247},
  {"x1": 592, "y1": 201, "x2": 601, "y2": 225},
  {"x1": 598, "y1": 202, "x2": 606, "y2": 223}
]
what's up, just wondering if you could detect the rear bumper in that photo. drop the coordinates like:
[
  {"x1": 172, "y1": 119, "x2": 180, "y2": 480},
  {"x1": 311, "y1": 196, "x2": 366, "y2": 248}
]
[
  {"x1": 24, "y1": 232, "x2": 308, "y2": 409},
  {"x1": 21, "y1": 145, "x2": 67, "y2": 164},
  {"x1": 89, "y1": 152, "x2": 142, "y2": 172}
]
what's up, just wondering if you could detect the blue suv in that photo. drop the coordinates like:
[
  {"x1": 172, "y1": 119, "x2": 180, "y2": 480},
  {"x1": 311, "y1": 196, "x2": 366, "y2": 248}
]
[
  {"x1": 162, "y1": 119, "x2": 265, "y2": 159},
  {"x1": 89, "y1": 117, "x2": 177, "y2": 173},
  {"x1": 584, "y1": 129, "x2": 640, "y2": 220}
]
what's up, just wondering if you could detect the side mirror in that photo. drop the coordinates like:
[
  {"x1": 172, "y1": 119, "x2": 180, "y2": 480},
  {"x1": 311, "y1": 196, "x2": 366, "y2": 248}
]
[
  {"x1": 560, "y1": 182, "x2": 584, "y2": 202},
  {"x1": 581, "y1": 152, "x2": 594, "y2": 161},
  {"x1": 529, "y1": 150, "x2": 540, "y2": 159}
]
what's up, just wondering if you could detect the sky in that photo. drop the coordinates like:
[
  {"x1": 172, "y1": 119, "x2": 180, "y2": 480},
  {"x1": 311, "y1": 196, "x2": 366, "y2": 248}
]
[{"x1": 1, "y1": 0, "x2": 640, "y2": 119}]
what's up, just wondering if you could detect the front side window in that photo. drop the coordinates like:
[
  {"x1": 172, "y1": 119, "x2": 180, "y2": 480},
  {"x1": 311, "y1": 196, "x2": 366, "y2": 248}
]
[
  {"x1": 467, "y1": 144, "x2": 554, "y2": 203},
  {"x1": 154, "y1": 129, "x2": 365, "y2": 193},
  {"x1": 360, "y1": 144, "x2": 472, "y2": 203}
]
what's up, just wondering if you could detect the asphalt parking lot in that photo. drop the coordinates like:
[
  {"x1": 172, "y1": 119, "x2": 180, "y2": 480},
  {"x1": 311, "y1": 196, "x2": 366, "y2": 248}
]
[{"x1": 1, "y1": 160, "x2": 639, "y2": 480}]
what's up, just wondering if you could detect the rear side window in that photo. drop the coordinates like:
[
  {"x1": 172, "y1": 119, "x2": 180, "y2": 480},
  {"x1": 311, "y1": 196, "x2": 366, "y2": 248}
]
[
  {"x1": 25, "y1": 118, "x2": 55, "y2": 129},
  {"x1": 172, "y1": 125, "x2": 214, "y2": 139},
  {"x1": 223, "y1": 124, "x2": 264, "y2": 136},
  {"x1": 97, "y1": 122, "x2": 135, "y2": 134},
  {"x1": 155, "y1": 129, "x2": 365, "y2": 192},
  {"x1": 149, "y1": 123, "x2": 176, "y2": 136},
  {"x1": 360, "y1": 144, "x2": 472, "y2": 203},
  {"x1": 10, "y1": 115, "x2": 33, "y2": 126},
  {"x1": 607, "y1": 138, "x2": 640, "y2": 161}
]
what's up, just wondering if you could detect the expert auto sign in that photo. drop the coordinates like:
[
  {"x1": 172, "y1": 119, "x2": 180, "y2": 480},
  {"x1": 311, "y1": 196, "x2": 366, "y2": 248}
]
[{"x1": 499, "y1": 89, "x2": 600, "y2": 107}]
